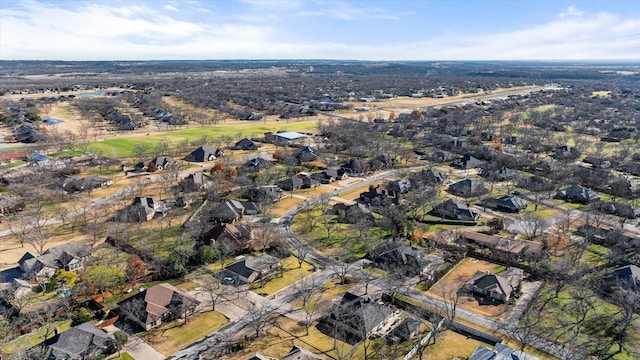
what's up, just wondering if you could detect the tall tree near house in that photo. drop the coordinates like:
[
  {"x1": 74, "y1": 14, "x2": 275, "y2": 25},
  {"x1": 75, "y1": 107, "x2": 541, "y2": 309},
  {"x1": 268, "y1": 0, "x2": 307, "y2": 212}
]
[
  {"x1": 329, "y1": 248, "x2": 356, "y2": 285},
  {"x1": 520, "y1": 212, "x2": 547, "y2": 240},
  {"x1": 8, "y1": 215, "x2": 33, "y2": 248},
  {"x1": 113, "y1": 331, "x2": 129, "y2": 357},
  {"x1": 290, "y1": 240, "x2": 310, "y2": 268},
  {"x1": 125, "y1": 255, "x2": 145, "y2": 285},
  {"x1": 294, "y1": 275, "x2": 325, "y2": 335},
  {"x1": 254, "y1": 217, "x2": 277, "y2": 253},
  {"x1": 199, "y1": 271, "x2": 228, "y2": 312},
  {"x1": 83, "y1": 264, "x2": 125, "y2": 299},
  {"x1": 247, "y1": 302, "x2": 276, "y2": 339}
]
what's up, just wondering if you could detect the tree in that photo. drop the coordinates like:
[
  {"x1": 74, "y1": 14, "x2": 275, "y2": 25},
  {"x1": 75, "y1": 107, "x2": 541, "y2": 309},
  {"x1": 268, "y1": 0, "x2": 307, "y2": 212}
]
[
  {"x1": 199, "y1": 271, "x2": 228, "y2": 312},
  {"x1": 126, "y1": 255, "x2": 145, "y2": 285},
  {"x1": 83, "y1": 264, "x2": 125, "y2": 298},
  {"x1": 294, "y1": 275, "x2": 325, "y2": 335},
  {"x1": 291, "y1": 241, "x2": 310, "y2": 268},
  {"x1": 247, "y1": 302, "x2": 276, "y2": 339},
  {"x1": 113, "y1": 330, "x2": 129, "y2": 357},
  {"x1": 520, "y1": 213, "x2": 547, "y2": 240}
]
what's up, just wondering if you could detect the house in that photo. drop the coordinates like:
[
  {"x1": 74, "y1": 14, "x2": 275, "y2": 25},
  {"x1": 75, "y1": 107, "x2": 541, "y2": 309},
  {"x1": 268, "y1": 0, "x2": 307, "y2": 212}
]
[
  {"x1": 272, "y1": 131, "x2": 308, "y2": 144},
  {"x1": 0, "y1": 270, "x2": 33, "y2": 299},
  {"x1": 19, "y1": 242, "x2": 92, "y2": 280},
  {"x1": 211, "y1": 200, "x2": 259, "y2": 223},
  {"x1": 185, "y1": 145, "x2": 223, "y2": 162},
  {"x1": 240, "y1": 157, "x2": 273, "y2": 173},
  {"x1": 62, "y1": 175, "x2": 113, "y2": 193},
  {"x1": 0, "y1": 195, "x2": 24, "y2": 214},
  {"x1": 246, "y1": 352, "x2": 272, "y2": 360},
  {"x1": 469, "y1": 342, "x2": 539, "y2": 360},
  {"x1": 281, "y1": 345, "x2": 323, "y2": 360},
  {"x1": 595, "y1": 201, "x2": 640, "y2": 219},
  {"x1": 491, "y1": 195, "x2": 527, "y2": 213},
  {"x1": 43, "y1": 322, "x2": 114, "y2": 360},
  {"x1": 147, "y1": 156, "x2": 180, "y2": 171},
  {"x1": 234, "y1": 138, "x2": 259, "y2": 150},
  {"x1": 302, "y1": 177, "x2": 320, "y2": 189},
  {"x1": 117, "y1": 197, "x2": 170, "y2": 222},
  {"x1": 278, "y1": 177, "x2": 304, "y2": 191},
  {"x1": 296, "y1": 146, "x2": 319, "y2": 162},
  {"x1": 17, "y1": 124, "x2": 44, "y2": 143},
  {"x1": 408, "y1": 169, "x2": 446, "y2": 187},
  {"x1": 555, "y1": 185, "x2": 600, "y2": 204},
  {"x1": 554, "y1": 145, "x2": 580, "y2": 159},
  {"x1": 178, "y1": 172, "x2": 213, "y2": 192},
  {"x1": 310, "y1": 168, "x2": 349, "y2": 184},
  {"x1": 447, "y1": 178, "x2": 489, "y2": 198},
  {"x1": 200, "y1": 223, "x2": 253, "y2": 253},
  {"x1": 463, "y1": 268, "x2": 523, "y2": 302},
  {"x1": 603, "y1": 265, "x2": 640, "y2": 292},
  {"x1": 431, "y1": 199, "x2": 478, "y2": 222},
  {"x1": 330, "y1": 203, "x2": 374, "y2": 225},
  {"x1": 460, "y1": 231, "x2": 543, "y2": 259},
  {"x1": 359, "y1": 182, "x2": 404, "y2": 206},
  {"x1": 243, "y1": 186, "x2": 282, "y2": 203},
  {"x1": 119, "y1": 283, "x2": 199, "y2": 330},
  {"x1": 367, "y1": 241, "x2": 445, "y2": 277},
  {"x1": 317, "y1": 290, "x2": 393, "y2": 345},
  {"x1": 385, "y1": 318, "x2": 422, "y2": 345},
  {"x1": 451, "y1": 154, "x2": 485, "y2": 169},
  {"x1": 224, "y1": 254, "x2": 281, "y2": 284},
  {"x1": 481, "y1": 165, "x2": 518, "y2": 180}
]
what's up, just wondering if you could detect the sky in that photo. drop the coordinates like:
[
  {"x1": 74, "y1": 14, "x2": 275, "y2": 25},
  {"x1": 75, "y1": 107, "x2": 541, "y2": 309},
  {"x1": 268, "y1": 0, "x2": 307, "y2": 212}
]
[{"x1": 1, "y1": 0, "x2": 639, "y2": 61}]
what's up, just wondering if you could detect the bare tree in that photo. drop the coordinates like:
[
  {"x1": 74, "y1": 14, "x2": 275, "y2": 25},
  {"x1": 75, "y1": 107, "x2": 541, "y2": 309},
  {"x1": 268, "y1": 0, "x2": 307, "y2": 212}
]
[
  {"x1": 294, "y1": 275, "x2": 325, "y2": 335},
  {"x1": 520, "y1": 213, "x2": 547, "y2": 240},
  {"x1": 247, "y1": 302, "x2": 276, "y2": 339},
  {"x1": 199, "y1": 271, "x2": 228, "y2": 312}
]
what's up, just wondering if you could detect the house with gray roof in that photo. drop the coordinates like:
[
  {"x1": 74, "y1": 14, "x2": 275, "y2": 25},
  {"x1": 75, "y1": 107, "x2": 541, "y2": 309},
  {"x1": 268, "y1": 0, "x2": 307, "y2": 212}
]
[
  {"x1": 447, "y1": 178, "x2": 489, "y2": 198},
  {"x1": 224, "y1": 254, "x2": 281, "y2": 284},
  {"x1": 185, "y1": 145, "x2": 223, "y2": 162},
  {"x1": 281, "y1": 345, "x2": 323, "y2": 360},
  {"x1": 431, "y1": 199, "x2": 478, "y2": 222},
  {"x1": 272, "y1": 131, "x2": 308, "y2": 144},
  {"x1": 469, "y1": 342, "x2": 538, "y2": 360},
  {"x1": 19, "y1": 242, "x2": 91, "y2": 280},
  {"x1": 43, "y1": 322, "x2": 114, "y2": 360},
  {"x1": 604, "y1": 264, "x2": 640, "y2": 292},
  {"x1": 178, "y1": 172, "x2": 213, "y2": 192},
  {"x1": 556, "y1": 184, "x2": 600, "y2": 204},
  {"x1": 234, "y1": 138, "x2": 259, "y2": 150},
  {"x1": 464, "y1": 268, "x2": 523, "y2": 302},
  {"x1": 119, "y1": 283, "x2": 199, "y2": 330}
]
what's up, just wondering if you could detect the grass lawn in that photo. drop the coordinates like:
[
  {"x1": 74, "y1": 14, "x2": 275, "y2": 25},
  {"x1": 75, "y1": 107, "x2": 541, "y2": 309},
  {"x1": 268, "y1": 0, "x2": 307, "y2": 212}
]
[
  {"x1": 420, "y1": 330, "x2": 489, "y2": 360},
  {"x1": 338, "y1": 179, "x2": 384, "y2": 201},
  {"x1": 142, "y1": 310, "x2": 228, "y2": 356},
  {"x1": 2, "y1": 319, "x2": 73, "y2": 356},
  {"x1": 89, "y1": 121, "x2": 317, "y2": 157},
  {"x1": 270, "y1": 195, "x2": 305, "y2": 217},
  {"x1": 250, "y1": 256, "x2": 314, "y2": 296},
  {"x1": 108, "y1": 352, "x2": 135, "y2": 360}
]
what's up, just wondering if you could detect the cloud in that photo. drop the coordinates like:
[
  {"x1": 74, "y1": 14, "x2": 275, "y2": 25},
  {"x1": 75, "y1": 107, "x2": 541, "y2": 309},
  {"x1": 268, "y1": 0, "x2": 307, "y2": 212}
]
[
  {"x1": 164, "y1": 4, "x2": 179, "y2": 12},
  {"x1": 560, "y1": 6, "x2": 583, "y2": 18},
  {"x1": 0, "y1": 1, "x2": 638, "y2": 60}
]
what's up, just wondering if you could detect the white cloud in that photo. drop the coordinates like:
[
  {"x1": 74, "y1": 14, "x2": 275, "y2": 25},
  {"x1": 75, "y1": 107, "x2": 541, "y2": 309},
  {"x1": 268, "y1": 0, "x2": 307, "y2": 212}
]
[
  {"x1": 560, "y1": 6, "x2": 584, "y2": 18},
  {"x1": 0, "y1": 1, "x2": 638, "y2": 60},
  {"x1": 164, "y1": 4, "x2": 179, "y2": 12}
]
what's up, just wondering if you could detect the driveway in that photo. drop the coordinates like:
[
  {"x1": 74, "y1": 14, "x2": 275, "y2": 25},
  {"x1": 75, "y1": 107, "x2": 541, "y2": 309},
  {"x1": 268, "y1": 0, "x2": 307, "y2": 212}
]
[{"x1": 103, "y1": 324, "x2": 166, "y2": 360}]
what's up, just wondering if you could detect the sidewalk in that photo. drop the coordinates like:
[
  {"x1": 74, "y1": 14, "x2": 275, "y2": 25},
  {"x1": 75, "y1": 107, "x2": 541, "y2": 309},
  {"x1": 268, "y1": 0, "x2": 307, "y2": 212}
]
[{"x1": 103, "y1": 324, "x2": 166, "y2": 360}]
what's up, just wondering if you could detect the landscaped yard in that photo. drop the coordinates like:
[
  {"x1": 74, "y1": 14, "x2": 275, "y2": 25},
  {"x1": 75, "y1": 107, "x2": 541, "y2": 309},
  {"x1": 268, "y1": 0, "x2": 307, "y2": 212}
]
[
  {"x1": 419, "y1": 330, "x2": 489, "y2": 360},
  {"x1": 427, "y1": 257, "x2": 508, "y2": 318},
  {"x1": 142, "y1": 310, "x2": 228, "y2": 356},
  {"x1": 250, "y1": 256, "x2": 315, "y2": 296},
  {"x1": 2, "y1": 319, "x2": 73, "y2": 356}
]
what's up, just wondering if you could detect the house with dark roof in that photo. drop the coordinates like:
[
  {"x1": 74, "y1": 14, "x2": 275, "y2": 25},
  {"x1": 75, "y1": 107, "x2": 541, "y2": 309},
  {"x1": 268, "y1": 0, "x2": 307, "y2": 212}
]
[
  {"x1": 359, "y1": 182, "x2": 405, "y2": 207},
  {"x1": 330, "y1": 203, "x2": 374, "y2": 225},
  {"x1": 555, "y1": 185, "x2": 600, "y2": 204},
  {"x1": 0, "y1": 195, "x2": 24, "y2": 214},
  {"x1": 463, "y1": 268, "x2": 523, "y2": 302},
  {"x1": 243, "y1": 186, "x2": 282, "y2": 203},
  {"x1": 185, "y1": 145, "x2": 223, "y2": 162},
  {"x1": 367, "y1": 241, "x2": 445, "y2": 278},
  {"x1": 385, "y1": 318, "x2": 422, "y2": 345},
  {"x1": 408, "y1": 169, "x2": 446, "y2": 187},
  {"x1": 278, "y1": 177, "x2": 303, "y2": 192},
  {"x1": 311, "y1": 168, "x2": 349, "y2": 184},
  {"x1": 447, "y1": 178, "x2": 489, "y2": 198},
  {"x1": 43, "y1": 322, "x2": 114, "y2": 360},
  {"x1": 241, "y1": 157, "x2": 273, "y2": 173},
  {"x1": 117, "y1": 197, "x2": 170, "y2": 222},
  {"x1": 481, "y1": 195, "x2": 527, "y2": 213},
  {"x1": 234, "y1": 138, "x2": 259, "y2": 150},
  {"x1": 200, "y1": 223, "x2": 253, "y2": 253},
  {"x1": 469, "y1": 342, "x2": 539, "y2": 360},
  {"x1": 146, "y1": 156, "x2": 180, "y2": 172},
  {"x1": 119, "y1": 283, "x2": 199, "y2": 330},
  {"x1": 62, "y1": 175, "x2": 113, "y2": 193},
  {"x1": 296, "y1": 146, "x2": 319, "y2": 162},
  {"x1": 224, "y1": 254, "x2": 281, "y2": 284},
  {"x1": 452, "y1": 154, "x2": 485, "y2": 169},
  {"x1": 317, "y1": 290, "x2": 393, "y2": 345},
  {"x1": 178, "y1": 172, "x2": 213, "y2": 192},
  {"x1": 281, "y1": 345, "x2": 323, "y2": 360},
  {"x1": 603, "y1": 265, "x2": 640, "y2": 292},
  {"x1": 431, "y1": 199, "x2": 478, "y2": 222}
]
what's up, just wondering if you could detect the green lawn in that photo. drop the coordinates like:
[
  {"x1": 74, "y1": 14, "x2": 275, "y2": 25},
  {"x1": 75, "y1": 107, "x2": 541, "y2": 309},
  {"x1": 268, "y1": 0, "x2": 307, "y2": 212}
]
[
  {"x1": 250, "y1": 256, "x2": 314, "y2": 296},
  {"x1": 2, "y1": 319, "x2": 73, "y2": 356},
  {"x1": 89, "y1": 121, "x2": 317, "y2": 157},
  {"x1": 109, "y1": 352, "x2": 135, "y2": 360},
  {"x1": 142, "y1": 311, "x2": 229, "y2": 355}
]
